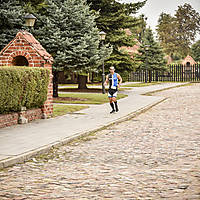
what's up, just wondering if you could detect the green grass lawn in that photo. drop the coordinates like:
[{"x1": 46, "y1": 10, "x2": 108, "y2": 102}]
[
  {"x1": 54, "y1": 93, "x2": 128, "y2": 104},
  {"x1": 58, "y1": 87, "x2": 130, "y2": 92},
  {"x1": 58, "y1": 84, "x2": 78, "y2": 87},
  {"x1": 122, "y1": 82, "x2": 162, "y2": 87},
  {"x1": 53, "y1": 104, "x2": 88, "y2": 117}
]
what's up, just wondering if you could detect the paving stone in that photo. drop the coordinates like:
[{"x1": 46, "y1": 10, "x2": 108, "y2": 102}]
[{"x1": 0, "y1": 83, "x2": 199, "y2": 199}]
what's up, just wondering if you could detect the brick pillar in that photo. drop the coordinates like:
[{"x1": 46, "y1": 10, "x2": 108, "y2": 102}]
[
  {"x1": 42, "y1": 63, "x2": 53, "y2": 119},
  {"x1": 41, "y1": 63, "x2": 53, "y2": 118}
]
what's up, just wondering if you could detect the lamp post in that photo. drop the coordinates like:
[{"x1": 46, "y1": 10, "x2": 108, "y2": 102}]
[
  {"x1": 24, "y1": 14, "x2": 37, "y2": 30},
  {"x1": 139, "y1": 15, "x2": 147, "y2": 43},
  {"x1": 99, "y1": 31, "x2": 106, "y2": 94},
  {"x1": 144, "y1": 44, "x2": 150, "y2": 83}
]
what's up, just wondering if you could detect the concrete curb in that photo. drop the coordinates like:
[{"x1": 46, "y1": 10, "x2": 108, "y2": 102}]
[
  {"x1": 142, "y1": 82, "x2": 190, "y2": 96},
  {"x1": 0, "y1": 97, "x2": 166, "y2": 170}
]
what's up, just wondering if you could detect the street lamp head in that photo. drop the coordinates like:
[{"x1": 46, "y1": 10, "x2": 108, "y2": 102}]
[
  {"x1": 99, "y1": 31, "x2": 106, "y2": 41},
  {"x1": 144, "y1": 44, "x2": 150, "y2": 50},
  {"x1": 24, "y1": 14, "x2": 37, "y2": 27}
]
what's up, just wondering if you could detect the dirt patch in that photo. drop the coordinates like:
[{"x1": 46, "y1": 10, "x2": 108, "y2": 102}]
[
  {"x1": 53, "y1": 97, "x2": 87, "y2": 102},
  {"x1": 59, "y1": 88, "x2": 108, "y2": 93}
]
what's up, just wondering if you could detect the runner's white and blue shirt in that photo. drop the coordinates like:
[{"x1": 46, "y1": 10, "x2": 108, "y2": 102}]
[
  {"x1": 108, "y1": 73, "x2": 118, "y2": 90},
  {"x1": 108, "y1": 73, "x2": 118, "y2": 97}
]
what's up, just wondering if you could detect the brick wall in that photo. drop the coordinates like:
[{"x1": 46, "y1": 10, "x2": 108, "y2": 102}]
[
  {"x1": 0, "y1": 108, "x2": 44, "y2": 129},
  {"x1": 25, "y1": 108, "x2": 43, "y2": 122},
  {"x1": 0, "y1": 113, "x2": 18, "y2": 128}
]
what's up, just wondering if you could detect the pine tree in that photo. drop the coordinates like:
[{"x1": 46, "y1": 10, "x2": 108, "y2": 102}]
[
  {"x1": 87, "y1": 0, "x2": 146, "y2": 73},
  {"x1": 0, "y1": 0, "x2": 112, "y2": 96},
  {"x1": 20, "y1": 0, "x2": 47, "y2": 13},
  {"x1": 0, "y1": 0, "x2": 25, "y2": 51},
  {"x1": 33, "y1": 0, "x2": 112, "y2": 96},
  {"x1": 130, "y1": 14, "x2": 147, "y2": 43},
  {"x1": 0, "y1": 0, "x2": 47, "y2": 51},
  {"x1": 134, "y1": 28, "x2": 167, "y2": 72}
]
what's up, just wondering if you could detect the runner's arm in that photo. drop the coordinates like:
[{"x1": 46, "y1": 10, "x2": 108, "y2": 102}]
[
  {"x1": 117, "y1": 74, "x2": 122, "y2": 87},
  {"x1": 104, "y1": 75, "x2": 109, "y2": 86}
]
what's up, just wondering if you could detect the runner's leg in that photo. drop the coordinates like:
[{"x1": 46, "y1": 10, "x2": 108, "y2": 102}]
[
  {"x1": 108, "y1": 90, "x2": 115, "y2": 113},
  {"x1": 112, "y1": 90, "x2": 119, "y2": 112},
  {"x1": 109, "y1": 97, "x2": 115, "y2": 112},
  {"x1": 112, "y1": 97, "x2": 119, "y2": 112}
]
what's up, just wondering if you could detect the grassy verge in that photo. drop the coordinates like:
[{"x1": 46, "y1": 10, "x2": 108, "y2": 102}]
[
  {"x1": 54, "y1": 93, "x2": 128, "y2": 104},
  {"x1": 122, "y1": 82, "x2": 162, "y2": 87},
  {"x1": 53, "y1": 104, "x2": 88, "y2": 117}
]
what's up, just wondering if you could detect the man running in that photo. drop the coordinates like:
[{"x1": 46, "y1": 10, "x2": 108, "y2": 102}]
[{"x1": 104, "y1": 66, "x2": 122, "y2": 113}]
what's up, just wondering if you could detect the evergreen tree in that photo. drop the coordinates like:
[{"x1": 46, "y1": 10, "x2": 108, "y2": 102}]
[
  {"x1": 87, "y1": 0, "x2": 146, "y2": 72},
  {"x1": 130, "y1": 14, "x2": 147, "y2": 43},
  {"x1": 33, "y1": 0, "x2": 112, "y2": 96},
  {"x1": 0, "y1": 0, "x2": 112, "y2": 96},
  {"x1": 191, "y1": 40, "x2": 200, "y2": 62},
  {"x1": 20, "y1": 0, "x2": 47, "y2": 13},
  {"x1": 0, "y1": 0, "x2": 47, "y2": 51},
  {"x1": 134, "y1": 28, "x2": 167, "y2": 72},
  {"x1": 0, "y1": 0, "x2": 25, "y2": 51}
]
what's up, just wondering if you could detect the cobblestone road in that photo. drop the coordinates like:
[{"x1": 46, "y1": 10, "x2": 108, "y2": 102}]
[{"x1": 0, "y1": 83, "x2": 200, "y2": 200}]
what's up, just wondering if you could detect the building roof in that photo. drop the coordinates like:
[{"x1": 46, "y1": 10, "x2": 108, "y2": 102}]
[
  {"x1": 0, "y1": 30, "x2": 53, "y2": 63},
  {"x1": 124, "y1": 29, "x2": 132, "y2": 36},
  {"x1": 120, "y1": 29, "x2": 140, "y2": 55},
  {"x1": 182, "y1": 55, "x2": 196, "y2": 65},
  {"x1": 120, "y1": 45, "x2": 140, "y2": 54},
  {"x1": 164, "y1": 55, "x2": 173, "y2": 65}
]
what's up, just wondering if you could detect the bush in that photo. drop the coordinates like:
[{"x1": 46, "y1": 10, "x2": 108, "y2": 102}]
[{"x1": 0, "y1": 66, "x2": 50, "y2": 114}]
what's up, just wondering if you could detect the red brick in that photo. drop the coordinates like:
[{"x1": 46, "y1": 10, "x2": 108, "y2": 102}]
[
  {"x1": 32, "y1": 60, "x2": 41, "y2": 63},
  {"x1": 1, "y1": 61, "x2": 8, "y2": 63}
]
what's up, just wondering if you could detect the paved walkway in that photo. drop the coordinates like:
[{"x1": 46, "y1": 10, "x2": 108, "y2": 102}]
[{"x1": 0, "y1": 82, "x2": 187, "y2": 169}]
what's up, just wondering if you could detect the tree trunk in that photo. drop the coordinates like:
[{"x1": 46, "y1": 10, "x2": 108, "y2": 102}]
[
  {"x1": 71, "y1": 72, "x2": 77, "y2": 83},
  {"x1": 91, "y1": 72, "x2": 95, "y2": 83},
  {"x1": 155, "y1": 71, "x2": 158, "y2": 81},
  {"x1": 78, "y1": 75, "x2": 88, "y2": 89},
  {"x1": 53, "y1": 70, "x2": 59, "y2": 97},
  {"x1": 149, "y1": 70, "x2": 152, "y2": 83}
]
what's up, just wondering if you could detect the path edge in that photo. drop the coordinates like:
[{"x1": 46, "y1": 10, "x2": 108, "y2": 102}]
[{"x1": 0, "y1": 97, "x2": 166, "y2": 170}]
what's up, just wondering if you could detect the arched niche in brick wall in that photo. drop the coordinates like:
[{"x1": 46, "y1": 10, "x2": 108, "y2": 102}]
[
  {"x1": 186, "y1": 62, "x2": 190, "y2": 67},
  {"x1": 12, "y1": 56, "x2": 29, "y2": 66}
]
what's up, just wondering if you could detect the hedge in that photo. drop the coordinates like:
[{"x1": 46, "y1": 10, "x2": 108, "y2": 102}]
[{"x1": 0, "y1": 66, "x2": 50, "y2": 114}]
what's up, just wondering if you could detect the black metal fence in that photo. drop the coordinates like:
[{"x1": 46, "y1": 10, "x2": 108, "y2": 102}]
[{"x1": 129, "y1": 64, "x2": 200, "y2": 82}]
